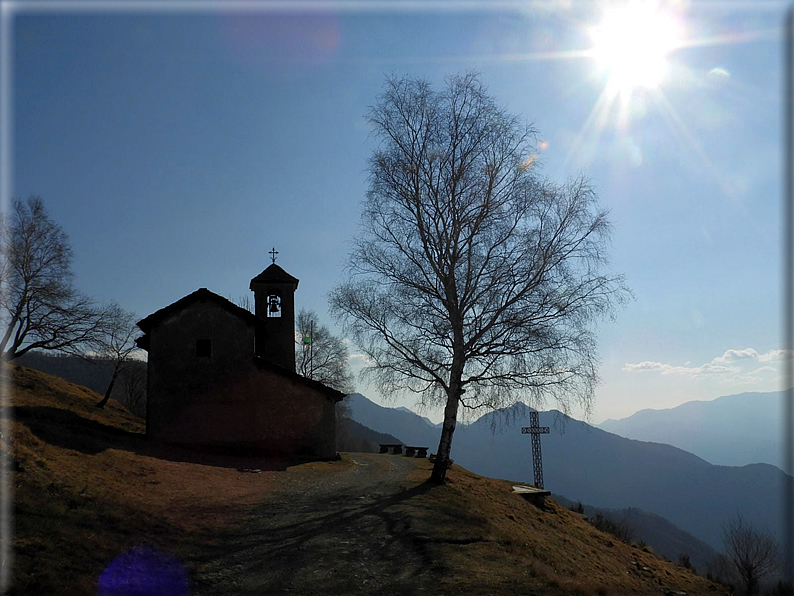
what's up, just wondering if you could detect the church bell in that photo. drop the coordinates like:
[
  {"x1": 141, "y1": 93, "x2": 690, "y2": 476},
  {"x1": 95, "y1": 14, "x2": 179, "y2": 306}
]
[{"x1": 268, "y1": 295, "x2": 280, "y2": 314}]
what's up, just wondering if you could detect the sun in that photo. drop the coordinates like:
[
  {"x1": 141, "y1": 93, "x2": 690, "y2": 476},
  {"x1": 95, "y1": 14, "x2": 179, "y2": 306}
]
[{"x1": 590, "y1": 2, "x2": 682, "y2": 94}]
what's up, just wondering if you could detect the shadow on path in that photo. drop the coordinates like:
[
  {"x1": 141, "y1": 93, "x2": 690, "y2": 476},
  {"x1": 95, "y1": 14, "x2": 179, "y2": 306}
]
[{"x1": 192, "y1": 461, "x2": 439, "y2": 595}]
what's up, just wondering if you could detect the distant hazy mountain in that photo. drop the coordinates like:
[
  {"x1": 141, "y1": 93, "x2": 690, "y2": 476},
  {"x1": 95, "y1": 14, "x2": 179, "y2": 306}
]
[
  {"x1": 336, "y1": 417, "x2": 403, "y2": 453},
  {"x1": 15, "y1": 351, "x2": 147, "y2": 417},
  {"x1": 16, "y1": 351, "x2": 116, "y2": 394},
  {"x1": 347, "y1": 394, "x2": 442, "y2": 447},
  {"x1": 393, "y1": 406, "x2": 440, "y2": 428},
  {"x1": 347, "y1": 394, "x2": 787, "y2": 551},
  {"x1": 598, "y1": 391, "x2": 783, "y2": 468}
]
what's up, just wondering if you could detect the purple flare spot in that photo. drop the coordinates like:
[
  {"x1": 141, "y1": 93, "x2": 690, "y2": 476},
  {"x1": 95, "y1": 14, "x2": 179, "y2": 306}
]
[{"x1": 98, "y1": 546, "x2": 188, "y2": 596}]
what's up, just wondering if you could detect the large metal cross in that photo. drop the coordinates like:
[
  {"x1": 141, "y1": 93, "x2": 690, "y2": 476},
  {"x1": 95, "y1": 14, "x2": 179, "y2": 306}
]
[
  {"x1": 269, "y1": 247, "x2": 279, "y2": 264},
  {"x1": 521, "y1": 411, "x2": 550, "y2": 489}
]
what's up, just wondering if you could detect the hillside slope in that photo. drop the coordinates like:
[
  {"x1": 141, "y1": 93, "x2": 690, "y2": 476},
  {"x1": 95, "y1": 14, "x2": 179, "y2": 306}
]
[
  {"x1": 347, "y1": 395, "x2": 787, "y2": 550},
  {"x1": 14, "y1": 351, "x2": 118, "y2": 395},
  {"x1": 3, "y1": 365, "x2": 727, "y2": 595},
  {"x1": 553, "y1": 495, "x2": 718, "y2": 574}
]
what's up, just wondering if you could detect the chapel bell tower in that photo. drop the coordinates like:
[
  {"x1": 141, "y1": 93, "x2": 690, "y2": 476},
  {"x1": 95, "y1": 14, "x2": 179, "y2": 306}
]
[{"x1": 249, "y1": 249, "x2": 299, "y2": 371}]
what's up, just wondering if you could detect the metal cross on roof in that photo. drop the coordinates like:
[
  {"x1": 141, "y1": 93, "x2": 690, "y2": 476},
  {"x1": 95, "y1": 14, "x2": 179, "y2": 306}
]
[
  {"x1": 521, "y1": 411, "x2": 550, "y2": 489},
  {"x1": 269, "y1": 247, "x2": 279, "y2": 264}
]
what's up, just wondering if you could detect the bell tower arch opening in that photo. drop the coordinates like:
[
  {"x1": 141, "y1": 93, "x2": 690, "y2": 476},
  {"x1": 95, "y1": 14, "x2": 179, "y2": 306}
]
[{"x1": 266, "y1": 291, "x2": 282, "y2": 318}]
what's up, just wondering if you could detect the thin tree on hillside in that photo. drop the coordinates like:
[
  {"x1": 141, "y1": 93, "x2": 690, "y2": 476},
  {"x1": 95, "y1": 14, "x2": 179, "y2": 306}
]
[
  {"x1": 0, "y1": 196, "x2": 107, "y2": 360},
  {"x1": 94, "y1": 303, "x2": 139, "y2": 409},
  {"x1": 330, "y1": 73, "x2": 628, "y2": 483},
  {"x1": 117, "y1": 362, "x2": 146, "y2": 417}
]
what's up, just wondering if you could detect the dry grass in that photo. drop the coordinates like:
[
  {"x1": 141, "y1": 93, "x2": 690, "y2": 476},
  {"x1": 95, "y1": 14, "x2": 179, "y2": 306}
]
[
  {"x1": 2, "y1": 363, "x2": 728, "y2": 595},
  {"x1": 394, "y1": 463, "x2": 728, "y2": 595},
  {"x1": 2, "y1": 364, "x2": 346, "y2": 594}
]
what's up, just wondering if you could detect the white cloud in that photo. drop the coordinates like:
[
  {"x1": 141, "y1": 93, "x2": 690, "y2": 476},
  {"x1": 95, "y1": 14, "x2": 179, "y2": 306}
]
[
  {"x1": 621, "y1": 360, "x2": 737, "y2": 377},
  {"x1": 622, "y1": 361, "x2": 667, "y2": 372},
  {"x1": 623, "y1": 347, "x2": 788, "y2": 381},
  {"x1": 347, "y1": 352, "x2": 374, "y2": 367},
  {"x1": 710, "y1": 348, "x2": 760, "y2": 365},
  {"x1": 757, "y1": 349, "x2": 794, "y2": 362}
]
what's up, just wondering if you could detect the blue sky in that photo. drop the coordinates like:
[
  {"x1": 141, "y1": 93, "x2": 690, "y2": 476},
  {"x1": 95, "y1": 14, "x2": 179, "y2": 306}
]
[{"x1": 6, "y1": 0, "x2": 788, "y2": 423}]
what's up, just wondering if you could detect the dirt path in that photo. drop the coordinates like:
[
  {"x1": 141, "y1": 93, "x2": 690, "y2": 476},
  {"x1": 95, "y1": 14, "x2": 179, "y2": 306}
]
[{"x1": 190, "y1": 453, "x2": 437, "y2": 595}]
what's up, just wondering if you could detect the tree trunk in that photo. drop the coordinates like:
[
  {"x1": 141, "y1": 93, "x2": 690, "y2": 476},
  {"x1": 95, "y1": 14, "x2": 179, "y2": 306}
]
[
  {"x1": 431, "y1": 308, "x2": 466, "y2": 484},
  {"x1": 96, "y1": 367, "x2": 120, "y2": 409},
  {"x1": 745, "y1": 570, "x2": 758, "y2": 596},
  {"x1": 0, "y1": 301, "x2": 25, "y2": 357},
  {"x1": 430, "y1": 389, "x2": 460, "y2": 483}
]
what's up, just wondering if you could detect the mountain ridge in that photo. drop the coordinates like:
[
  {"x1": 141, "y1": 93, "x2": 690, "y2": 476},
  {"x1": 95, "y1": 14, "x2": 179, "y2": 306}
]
[
  {"x1": 348, "y1": 392, "x2": 788, "y2": 551},
  {"x1": 597, "y1": 390, "x2": 783, "y2": 468}
]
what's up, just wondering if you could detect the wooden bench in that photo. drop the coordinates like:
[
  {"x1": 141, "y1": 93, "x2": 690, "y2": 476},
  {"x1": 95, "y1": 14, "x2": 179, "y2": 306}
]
[
  {"x1": 404, "y1": 446, "x2": 429, "y2": 458},
  {"x1": 379, "y1": 444, "x2": 403, "y2": 455}
]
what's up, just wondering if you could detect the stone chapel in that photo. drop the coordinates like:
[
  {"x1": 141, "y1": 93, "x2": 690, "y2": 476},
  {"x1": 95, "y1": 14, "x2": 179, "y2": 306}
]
[{"x1": 135, "y1": 261, "x2": 345, "y2": 458}]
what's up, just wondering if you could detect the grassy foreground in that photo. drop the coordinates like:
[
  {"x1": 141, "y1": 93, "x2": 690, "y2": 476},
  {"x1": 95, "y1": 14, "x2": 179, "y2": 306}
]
[{"x1": 2, "y1": 363, "x2": 727, "y2": 595}]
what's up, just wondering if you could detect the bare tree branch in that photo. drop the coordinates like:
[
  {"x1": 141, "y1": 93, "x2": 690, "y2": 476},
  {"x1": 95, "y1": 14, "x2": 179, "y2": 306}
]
[
  {"x1": 722, "y1": 514, "x2": 779, "y2": 595},
  {"x1": 330, "y1": 73, "x2": 629, "y2": 483},
  {"x1": 295, "y1": 309, "x2": 354, "y2": 395},
  {"x1": 1, "y1": 196, "x2": 108, "y2": 361},
  {"x1": 92, "y1": 303, "x2": 139, "y2": 408}
]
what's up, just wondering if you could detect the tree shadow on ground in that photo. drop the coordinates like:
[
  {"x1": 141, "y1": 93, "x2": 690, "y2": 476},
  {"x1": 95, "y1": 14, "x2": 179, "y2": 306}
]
[
  {"x1": 8, "y1": 405, "x2": 300, "y2": 471},
  {"x1": 10, "y1": 405, "x2": 143, "y2": 455},
  {"x1": 191, "y1": 479, "x2": 441, "y2": 595}
]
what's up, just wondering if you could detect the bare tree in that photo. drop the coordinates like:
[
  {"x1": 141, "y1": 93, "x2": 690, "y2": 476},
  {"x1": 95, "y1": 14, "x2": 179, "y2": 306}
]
[
  {"x1": 330, "y1": 74, "x2": 628, "y2": 483},
  {"x1": 0, "y1": 196, "x2": 107, "y2": 360},
  {"x1": 722, "y1": 514, "x2": 779, "y2": 595},
  {"x1": 116, "y1": 362, "x2": 146, "y2": 418},
  {"x1": 230, "y1": 294, "x2": 253, "y2": 312},
  {"x1": 94, "y1": 303, "x2": 139, "y2": 409},
  {"x1": 296, "y1": 309, "x2": 354, "y2": 395}
]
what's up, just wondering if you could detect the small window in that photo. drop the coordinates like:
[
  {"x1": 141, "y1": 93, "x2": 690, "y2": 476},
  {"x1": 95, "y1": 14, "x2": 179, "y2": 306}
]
[{"x1": 196, "y1": 339, "x2": 212, "y2": 358}]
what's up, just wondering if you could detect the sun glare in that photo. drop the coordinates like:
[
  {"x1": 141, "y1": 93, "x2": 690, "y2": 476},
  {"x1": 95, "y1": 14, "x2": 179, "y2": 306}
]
[{"x1": 591, "y1": 2, "x2": 682, "y2": 93}]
